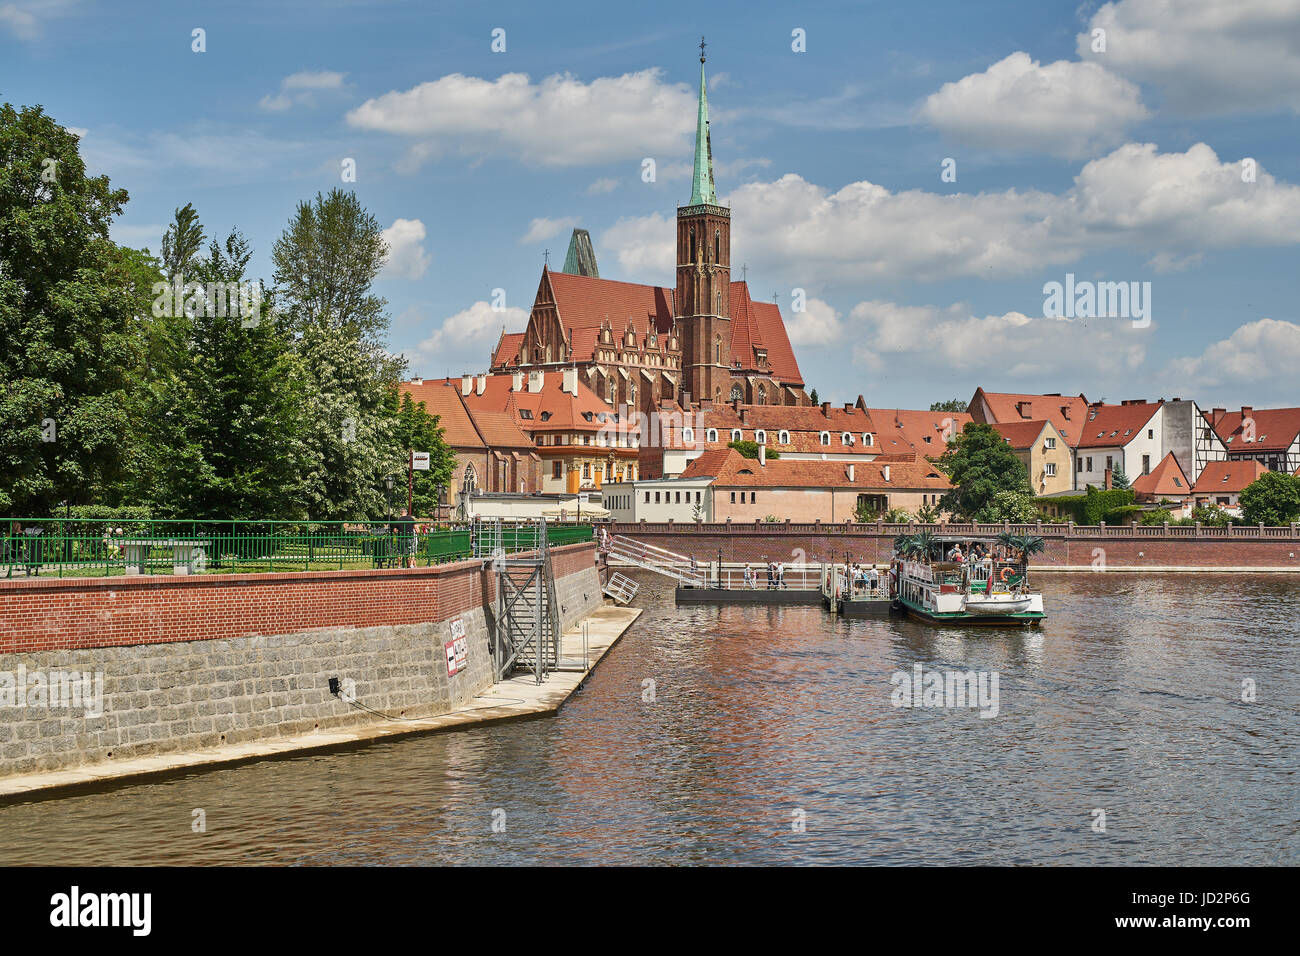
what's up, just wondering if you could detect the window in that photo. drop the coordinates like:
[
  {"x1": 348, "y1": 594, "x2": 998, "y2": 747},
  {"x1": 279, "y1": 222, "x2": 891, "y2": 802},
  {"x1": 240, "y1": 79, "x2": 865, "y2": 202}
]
[
  {"x1": 706, "y1": 429, "x2": 718, "y2": 442},
  {"x1": 842, "y1": 432, "x2": 852, "y2": 445},
  {"x1": 1045, "y1": 437, "x2": 1056, "y2": 449},
  {"x1": 1045, "y1": 463, "x2": 1057, "y2": 477},
  {"x1": 1077, "y1": 458, "x2": 1083, "y2": 473},
  {"x1": 1147, "y1": 429, "x2": 1154, "y2": 439},
  {"x1": 755, "y1": 430, "x2": 766, "y2": 444},
  {"x1": 757, "y1": 384, "x2": 766, "y2": 404},
  {"x1": 582, "y1": 464, "x2": 591, "y2": 479},
  {"x1": 750, "y1": 491, "x2": 756, "y2": 503},
  {"x1": 552, "y1": 461, "x2": 562, "y2": 479},
  {"x1": 864, "y1": 433, "x2": 873, "y2": 447},
  {"x1": 1142, "y1": 454, "x2": 1151, "y2": 474},
  {"x1": 519, "y1": 409, "x2": 533, "y2": 419},
  {"x1": 820, "y1": 431, "x2": 830, "y2": 446},
  {"x1": 644, "y1": 491, "x2": 650, "y2": 503},
  {"x1": 730, "y1": 383, "x2": 743, "y2": 402},
  {"x1": 675, "y1": 491, "x2": 681, "y2": 503},
  {"x1": 1086, "y1": 457, "x2": 1094, "y2": 471},
  {"x1": 654, "y1": 492, "x2": 660, "y2": 503},
  {"x1": 682, "y1": 427, "x2": 694, "y2": 443},
  {"x1": 778, "y1": 430, "x2": 790, "y2": 445},
  {"x1": 731, "y1": 429, "x2": 743, "y2": 442},
  {"x1": 695, "y1": 491, "x2": 701, "y2": 502},
  {"x1": 730, "y1": 491, "x2": 736, "y2": 503}
]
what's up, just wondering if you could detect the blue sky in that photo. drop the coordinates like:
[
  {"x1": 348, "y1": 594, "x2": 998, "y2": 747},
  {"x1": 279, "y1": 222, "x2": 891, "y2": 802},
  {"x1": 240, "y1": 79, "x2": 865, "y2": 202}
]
[{"x1": 4, "y1": 0, "x2": 1299, "y2": 409}]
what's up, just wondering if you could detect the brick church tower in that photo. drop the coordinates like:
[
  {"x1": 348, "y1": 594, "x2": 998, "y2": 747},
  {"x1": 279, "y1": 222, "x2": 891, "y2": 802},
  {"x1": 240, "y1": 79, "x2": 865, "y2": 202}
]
[{"x1": 675, "y1": 41, "x2": 732, "y2": 406}]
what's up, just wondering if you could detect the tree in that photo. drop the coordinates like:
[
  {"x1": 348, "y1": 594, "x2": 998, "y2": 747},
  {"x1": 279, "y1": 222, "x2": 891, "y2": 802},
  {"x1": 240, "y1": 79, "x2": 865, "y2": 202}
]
[
  {"x1": 0, "y1": 103, "x2": 148, "y2": 514},
  {"x1": 808, "y1": 388, "x2": 819, "y2": 405},
  {"x1": 1239, "y1": 471, "x2": 1300, "y2": 526},
  {"x1": 1189, "y1": 504, "x2": 1233, "y2": 527},
  {"x1": 388, "y1": 390, "x2": 455, "y2": 517},
  {"x1": 1111, "y1": 463, "x2": 1131, "y2": 490},
  {"x1": 981, "y1": 488, "x2": 1036, "y2": 523},
  {"x1": 916, "y1": 501, "x2": 940, "y2": 523},
  {"x1": 272, "y1": 189, "x2": 404, "y2": 520},
  {"x1": 929, "y1": 399, "x2": 968, "y2": 413},
  {"x1": 935, "y1": 422, "x2": 1031, "y2": 519},
  {"x1": 727, "y1": 439, "x2": 779, "y2": 460},
  {"x1": 160, "y1": 202, "x2": 205, "y2": 281},
  {"x1": 138, "y1": 224, "x2": 309, "y2": 519}
]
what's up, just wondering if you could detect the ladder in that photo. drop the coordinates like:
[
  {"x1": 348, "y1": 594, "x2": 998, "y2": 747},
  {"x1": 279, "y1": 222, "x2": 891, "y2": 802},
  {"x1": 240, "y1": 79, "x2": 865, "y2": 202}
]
[
  {"x1": 484, "y1": 518, "x2": 561, "y2": 684},
  {"x1": 602, "y1": 571, "x2": 640, "y2": 605},
  {"x1": 607, "y1": 536, "x2": 706, "y2": 586}
]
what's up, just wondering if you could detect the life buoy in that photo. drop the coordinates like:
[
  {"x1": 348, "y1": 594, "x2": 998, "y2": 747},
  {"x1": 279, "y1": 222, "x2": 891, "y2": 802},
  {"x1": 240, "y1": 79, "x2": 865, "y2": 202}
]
[{"x1": 999, "y1": 566, "x2": 1013, "y2": 582}]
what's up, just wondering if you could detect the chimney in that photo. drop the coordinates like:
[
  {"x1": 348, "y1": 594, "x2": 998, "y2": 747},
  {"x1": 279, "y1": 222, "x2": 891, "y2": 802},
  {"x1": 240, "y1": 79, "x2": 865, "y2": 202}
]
[
  {"x1": 475, "y1": 374, "x2": 487, "y2": 396},
  {"x1": 461, "y1": 374, "x2": 473, "y2": 396},
  {"x1": 1212, "y1": 407, "x2": 1226, "y2": 426},
  {"x1": 821, "y1": 401, "x2": 831, "y2": 417},
  {"x1": 1018, "y1": 401, "x2": 1032, "y2": 418},
  {"x1": 563, "y1": 366, "x2": 578, "y2": 395},
  {"x1": 1061, "y1": 405, "x2": 1071, "y2": 420},
  {"x1": 846, "y1": 463, "x2": 854, "y2": 482},
  {"x1": 1104, "y1": 467, "x2": 1112, "y2": 490},
  {"x1": 409, "y1": 377, "x2": 423, "y2": 386},
  {"x1": 528, "y1": 370, "x2": 543, "y2": 393},
  {"x1": 682, "y1": 390, "x2": 692, "y2": 409},
  {"x1": 1241, "y1": 406, "x2": 1253, "y2": 420},
  {"x1": 511, "y1": 370, "x2": 524, "y2": 392},
  {"x1": 882, "y1": 464, "x2": 891, "y2": 482},
  {"x1": 759, "y1": 444, "x2": 766, "y2": 467}
]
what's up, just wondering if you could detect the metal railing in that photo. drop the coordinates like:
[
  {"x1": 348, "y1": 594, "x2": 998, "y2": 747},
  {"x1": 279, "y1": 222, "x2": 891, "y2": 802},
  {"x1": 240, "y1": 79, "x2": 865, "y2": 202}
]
[{"x1": 0, "y1": 518, "x2": 594, "y2": 580}]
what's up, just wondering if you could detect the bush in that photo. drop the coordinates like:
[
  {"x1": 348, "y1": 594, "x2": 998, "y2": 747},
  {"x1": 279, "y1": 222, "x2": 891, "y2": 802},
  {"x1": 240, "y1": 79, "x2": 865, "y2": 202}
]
[
  {"x1": 1189, "y1": 504, "x2": 1234, "y2": 527},
  {"x1": 728, "y1": 440, "x2": 779, "y2": 460},
  {"x1": 1139, "y1": 508, "x2": 1174, "y2": 525},
  {"x1": 1039, "y1": 486, "x2": 1135, "y2": 524},
  {"x1": 1102, "y1": 505, "x2": 1146, "y2": 524}
]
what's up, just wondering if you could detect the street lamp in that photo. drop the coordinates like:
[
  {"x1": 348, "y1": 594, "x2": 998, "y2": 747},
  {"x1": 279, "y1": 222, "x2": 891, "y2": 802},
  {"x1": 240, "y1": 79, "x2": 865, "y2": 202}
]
[{"x1": 384, "y1": 475, "x2": 395, "y2": 522}]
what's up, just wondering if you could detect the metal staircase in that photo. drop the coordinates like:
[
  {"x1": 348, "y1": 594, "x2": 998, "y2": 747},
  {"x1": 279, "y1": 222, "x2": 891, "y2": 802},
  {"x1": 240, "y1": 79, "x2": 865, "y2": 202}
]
[
  {"x1": 607, "y1": 536, "x2": 706, "y2": 586},
  {"x1": 478, "y1": 518, "x2": 561, "y2": 684}
]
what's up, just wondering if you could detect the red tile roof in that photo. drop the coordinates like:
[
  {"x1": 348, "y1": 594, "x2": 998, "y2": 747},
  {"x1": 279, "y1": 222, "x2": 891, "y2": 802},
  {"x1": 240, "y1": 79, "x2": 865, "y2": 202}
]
[
  {"x1": 1191, "y1": 459, "x2": 1268, "y2": 495},
  {"x1": 1131, "y1": 452, "x2": 1190, "y2": 498},
  {"x1": 973, "y1": 390, "x2": 1090, "y2": 446},
  {"x1": 681, "y1": 449, "x2": 950, "y2": 490},
  {"x1": 1076, "y1": 402, "x2": 1162, "y2": 449},
  {"x1": 870, "y1": 408, "x2": 972, "y2": 455},
  {"x1": 399, "y1": 379, "x2": 536, "y2": 449},
  {"x1": 729, "y1": 282, "x2": 803, "y2": 384},
  {"x1": 449, "y1": 371, "x2": 637, "y2": 437},
  {"x1": 492, "y1": 332, "x2": 524, "y2": 368},
  {"x1": 1205, "y1": 407, "x2": 1300, "y2": 454},
  {"x1": 989, "y1": 419, "x2": 1051, "y2": 449}
]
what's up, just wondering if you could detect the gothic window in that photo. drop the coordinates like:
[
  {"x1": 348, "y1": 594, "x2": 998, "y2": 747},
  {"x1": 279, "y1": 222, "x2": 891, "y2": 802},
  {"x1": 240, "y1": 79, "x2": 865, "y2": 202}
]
[
  {"x1": 715, "y1": 230, "x2": 720, "y2": 262},
  {"x1": 715, "y1": 335, "x2": 722, "y2": 364},
  {"x1": 757, "y1": 384, "x2": 767, "y2": 404},
  {"x1": 462, "y1": 464, "x2": 478, "y2": 494},
  {"x1": 730, "y1": 383, "x2": 743, "y2": 403},
  {"x1": 690, "y1": 230, "x2": 696, "y2": 263}
]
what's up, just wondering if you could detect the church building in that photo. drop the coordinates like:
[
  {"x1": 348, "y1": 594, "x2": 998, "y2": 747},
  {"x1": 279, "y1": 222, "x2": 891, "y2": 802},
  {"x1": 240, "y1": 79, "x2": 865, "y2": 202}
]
[{"x1": 489, "y1": 45, "x2": 807, "y2": 412}]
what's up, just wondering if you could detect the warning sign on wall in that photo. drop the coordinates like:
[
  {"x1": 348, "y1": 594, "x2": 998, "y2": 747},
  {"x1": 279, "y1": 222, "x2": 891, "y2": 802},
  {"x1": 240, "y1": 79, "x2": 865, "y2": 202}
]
[{"x1": 445, "y1": 617, "x2": 469, "y2": 675}]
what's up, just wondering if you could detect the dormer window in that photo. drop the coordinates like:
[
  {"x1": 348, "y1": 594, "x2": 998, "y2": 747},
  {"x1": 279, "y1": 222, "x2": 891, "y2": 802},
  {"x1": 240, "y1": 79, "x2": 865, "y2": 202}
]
[
  {"x1": 755, "y1": 430, "x2": 766, "y2": 444},
  {"x1": 841, "y1": 432, "x2": 852, "y2": 445},
  {"x1": 778, "y1": 430, "x2": 790, "y2": 445},
  {"x1": 520, "y1": 409, "x2": 534, "y2": 420},
  {"x1": 863, "y1": 433, "x2": 873, "y2": 446},
  {"x1": 820, "y1": 431, "x2": 831, "y2": 446},
  {"x1": 706, "y1": 428, "x2": 718, "y2": 442},
  {"x1": 731, "y1": 429, "x2": 743, "y2": 443},
  {"x1": 682, "y1": 427, "x2": 694, "y2": 443}
]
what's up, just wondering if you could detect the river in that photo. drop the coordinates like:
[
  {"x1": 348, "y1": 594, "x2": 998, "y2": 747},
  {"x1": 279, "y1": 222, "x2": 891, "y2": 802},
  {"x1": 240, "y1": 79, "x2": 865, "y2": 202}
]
[{"x1": 1, "y1": 572, "x2": 1296, "y2": 865}]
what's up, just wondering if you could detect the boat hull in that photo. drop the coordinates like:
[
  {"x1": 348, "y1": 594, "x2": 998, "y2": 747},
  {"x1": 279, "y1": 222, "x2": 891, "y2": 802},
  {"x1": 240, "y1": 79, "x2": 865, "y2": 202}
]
[{"x1": 893, "y1": 595, "x2": 1044, "y2": 626}]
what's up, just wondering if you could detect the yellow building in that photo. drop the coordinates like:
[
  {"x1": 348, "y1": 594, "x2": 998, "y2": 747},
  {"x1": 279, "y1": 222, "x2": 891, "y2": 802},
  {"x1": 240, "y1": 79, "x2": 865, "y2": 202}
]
[{"x1": 990, "y1": 420, "x2": 1072, "y2": 496}]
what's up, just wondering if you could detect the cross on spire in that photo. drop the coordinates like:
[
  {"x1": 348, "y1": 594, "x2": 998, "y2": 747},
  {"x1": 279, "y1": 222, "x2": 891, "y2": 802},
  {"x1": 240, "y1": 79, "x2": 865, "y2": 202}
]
[
  {"x1": 741, "y1": 262, "x2": 748, "y2": 281},
  {"x1": 699, "y1": 35, "x2": 707, "y2": 63},
  {"x1": 543, "y1": 248, "x2": 550, "y2": 266}
]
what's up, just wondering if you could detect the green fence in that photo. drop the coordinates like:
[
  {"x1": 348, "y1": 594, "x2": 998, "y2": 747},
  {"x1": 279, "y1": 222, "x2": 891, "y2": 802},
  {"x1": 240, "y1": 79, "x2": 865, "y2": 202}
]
[{"x1": 0, "y1": 519, "x2": 593, "y2": 579}]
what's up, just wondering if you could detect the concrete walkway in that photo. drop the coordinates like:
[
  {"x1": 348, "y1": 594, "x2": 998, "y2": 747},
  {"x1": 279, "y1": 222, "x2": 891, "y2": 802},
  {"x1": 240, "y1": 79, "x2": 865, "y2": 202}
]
[{"x1": 0, "y1": 604, "x2": 642, "y2": 802}]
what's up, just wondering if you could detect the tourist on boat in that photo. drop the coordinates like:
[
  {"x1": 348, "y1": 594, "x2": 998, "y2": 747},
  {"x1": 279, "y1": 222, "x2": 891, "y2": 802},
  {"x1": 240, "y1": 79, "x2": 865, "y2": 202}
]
[
  {"x1": 767, "y1": 561, "x2": 776, "y2": 589},
  {"x1": 776, "y1": 561, "x2": 786, "y2": 588},
  {"x1": 948, "y1": 544, "x2": 964, "y2": 562},
  {"x1": 744, "y1": 564, "x2": 755, "y2": 588}
]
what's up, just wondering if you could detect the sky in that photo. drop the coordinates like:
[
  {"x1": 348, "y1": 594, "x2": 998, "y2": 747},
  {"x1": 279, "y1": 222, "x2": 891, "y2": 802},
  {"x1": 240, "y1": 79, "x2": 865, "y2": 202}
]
[{"x1": 3, "y1": 0, "x2": 1299, "y2": 410}]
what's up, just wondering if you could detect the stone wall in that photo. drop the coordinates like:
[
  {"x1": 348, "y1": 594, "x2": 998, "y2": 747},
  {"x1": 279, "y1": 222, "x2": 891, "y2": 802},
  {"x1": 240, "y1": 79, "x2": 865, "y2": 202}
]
[{"x1": 0, "y1": 543, "x2": 601, "y2": 780}]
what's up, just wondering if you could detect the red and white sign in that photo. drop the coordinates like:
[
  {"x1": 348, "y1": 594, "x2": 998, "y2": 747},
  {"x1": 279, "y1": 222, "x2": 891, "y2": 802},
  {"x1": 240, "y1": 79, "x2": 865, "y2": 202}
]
[{"x1": 445, "y1": 617, "x2": 469, "y2": 675}]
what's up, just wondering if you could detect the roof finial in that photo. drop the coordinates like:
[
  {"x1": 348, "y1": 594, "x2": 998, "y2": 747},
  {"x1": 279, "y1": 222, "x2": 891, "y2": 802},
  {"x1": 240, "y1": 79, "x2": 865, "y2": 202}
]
[{"x1": 699, "y1": 35, "x2": 707, "y2": 63}]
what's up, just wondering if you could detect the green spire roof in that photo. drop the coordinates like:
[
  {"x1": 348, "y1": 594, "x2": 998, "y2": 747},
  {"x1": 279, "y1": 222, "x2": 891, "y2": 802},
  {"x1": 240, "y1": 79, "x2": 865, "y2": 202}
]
[{"x1": 689, "y1": 54, "x2": 717, "y2": 206}]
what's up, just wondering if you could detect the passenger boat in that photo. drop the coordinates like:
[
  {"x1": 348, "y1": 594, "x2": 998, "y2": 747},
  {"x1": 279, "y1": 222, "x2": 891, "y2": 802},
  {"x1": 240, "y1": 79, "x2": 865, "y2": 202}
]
[{"x1": 888, "y1": 534, "x2": 1045, "y2": 626}]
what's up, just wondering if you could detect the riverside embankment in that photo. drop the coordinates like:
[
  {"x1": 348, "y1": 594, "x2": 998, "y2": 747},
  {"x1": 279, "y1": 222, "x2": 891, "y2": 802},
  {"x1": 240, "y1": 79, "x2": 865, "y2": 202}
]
[
  {"x1": 606, "y1": 520, "x2": 1300, "y2": 571},
  {"x1": 0, "y1": 541, "x2": 639, "y2": 798}
]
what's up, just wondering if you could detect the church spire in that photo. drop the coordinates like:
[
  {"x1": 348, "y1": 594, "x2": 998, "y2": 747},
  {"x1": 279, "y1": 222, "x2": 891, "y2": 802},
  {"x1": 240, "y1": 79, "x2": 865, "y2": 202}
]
[{"x1": 690, "y1": 37, "x2": 717, "y2": 206}]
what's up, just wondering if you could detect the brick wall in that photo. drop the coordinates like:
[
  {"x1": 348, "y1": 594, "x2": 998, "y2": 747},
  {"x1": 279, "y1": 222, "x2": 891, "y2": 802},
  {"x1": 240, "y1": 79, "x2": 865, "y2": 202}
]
[
  {"x1": 606, "y1": 523, "x2": 1300, "y2": 569},
  {"x1": 0, "y1": 543, "x2": 602, "y2": 780}
]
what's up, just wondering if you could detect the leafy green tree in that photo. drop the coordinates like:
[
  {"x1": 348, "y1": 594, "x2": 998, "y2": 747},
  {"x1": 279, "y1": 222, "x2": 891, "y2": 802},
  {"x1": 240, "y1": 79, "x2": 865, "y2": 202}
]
[
  {"x1": 138, "y1": 226, "x2": 309, "y2": 519},
  {"x1": 915, "y1": 501, "x2": 940, "y2": 523},
  {"x1": 388, "y1": 390, "x2": 455, "y2": 517},
  {"x1": 980, "y1": 488, "x2": 1037, "y2": 522},
  {"x1": 935, "y1": 422, "x2": 1031, "y2": 519},
  {"x1": 160, "y1": 202, "x2": 205, "y2": 281},
  {"x1": 1239, "y1": 471, "x2": 1300, "y2": 525},
  {"x1": 929, "y1": 399, "x2": 968, "y2": 413},
  {"x1": 1189, "y1": 504, "x2": 1233, "y2": 527},
  {"x1": 0, "y1": 103, "x2": 148, "y2": 513},
  {"x1": 272, "y1": 189, "x2": 404, "y2": 520},
  {"x1": 727, "y1": 439, "x2": 779, "y2": 460}
]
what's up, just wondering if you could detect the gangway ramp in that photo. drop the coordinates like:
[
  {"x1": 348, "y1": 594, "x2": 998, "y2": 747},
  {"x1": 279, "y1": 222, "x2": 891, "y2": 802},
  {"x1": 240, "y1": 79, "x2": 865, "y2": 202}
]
[
  {"x1": 607, "y1": 536, "x2": 706, "y2": 587},
  {"x1": 602, "y1": 571, "x2": 640, "y2": 605}
]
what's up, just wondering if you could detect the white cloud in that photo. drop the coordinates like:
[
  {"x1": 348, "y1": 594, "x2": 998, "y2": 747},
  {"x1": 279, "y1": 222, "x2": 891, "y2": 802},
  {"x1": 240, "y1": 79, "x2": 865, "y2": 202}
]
[
  {"x1": 405, "y1": 301, "x2": 529, "y2": 374},
  {"x1": 521, "y1": 216, "x2": 577, "y2": 244},
  {"x1": 602, "y1": 144, "x2": 1300, "y2": 284},
  {"x1": 0, "y1": 0, "x2": 78, "y2": 40},
  {"x1": 346, "y1": 69, "x2": 696, "y2": 167},
  {"x1": 1080, "y1": 0, "x2": 1300, "y2": 115},
  {"x1": 380, "y1": 219, "x2": 431, "y2": 280},
  {"x1": 785, "y1": 297, "x2": 845, "y2": 346},
  {"x1": 259, "y1": 70, "x2": 348, "y2": 112},
  {"x1": 1164, "y1": 318, "x2": 1300, "y2": 389},
  {"x1": 587, "y1": 177, "x2": 619, "y2": 195},
  {"x1": 848, "y1": 300, "x2": 1147, "y2": 382},
  {"x1": 919, "y1": 52, "x2": 1149, "y2": 157}
]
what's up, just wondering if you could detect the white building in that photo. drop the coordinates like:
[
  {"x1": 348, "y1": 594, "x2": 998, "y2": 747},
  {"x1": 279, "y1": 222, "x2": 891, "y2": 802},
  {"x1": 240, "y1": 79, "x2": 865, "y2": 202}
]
[{"x1": 602, "y1": 476, "x2": 714, "y2": 522}]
